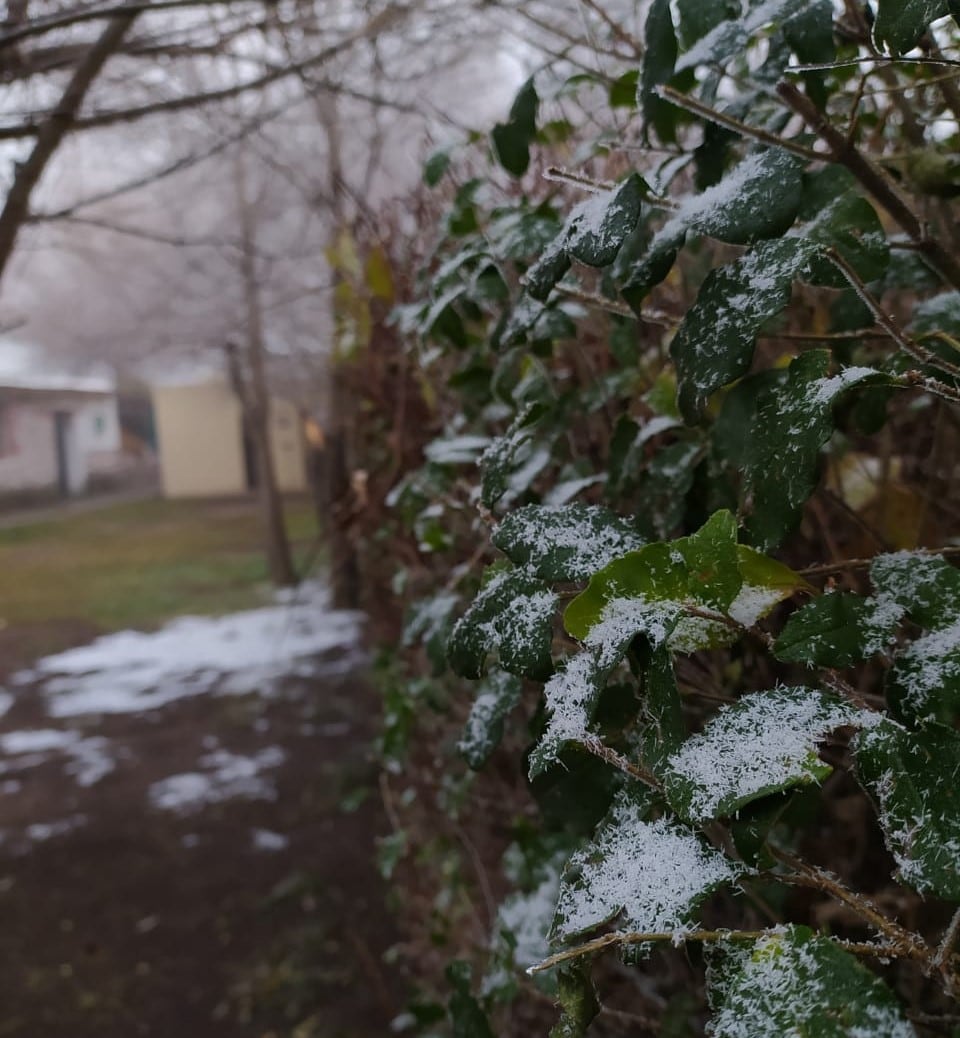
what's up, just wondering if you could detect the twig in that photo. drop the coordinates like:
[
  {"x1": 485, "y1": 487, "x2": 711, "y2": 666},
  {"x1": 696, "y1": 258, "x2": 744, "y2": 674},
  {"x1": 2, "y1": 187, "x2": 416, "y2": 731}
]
[
  {"x1": 776, "y1": 81, "x2": 960, "y2": 291},
  {"x1": 579, "y1": 735, "x2": 660, "y2": 790},
  {"x1": 657, "y1": 85, "x2": 821, "y2": 162},
  {"x1": 544, "y1": 165, "x2": 616, "y2": 193},
  {"x1": 528, "y1": 926, "x2": 899, "y2": 974},
  {"x1": 823, "y1": 247, "x2": 960, "y2": 378},
  {"x1": 799, "y1": 545, "x2": 960, "y2": 577},
  {"x1": 936, "y1": 907, "x2": 960, "y2": 971},
  {"x1": 770, "y1": 852, "x2": 929, "y2": 964}
]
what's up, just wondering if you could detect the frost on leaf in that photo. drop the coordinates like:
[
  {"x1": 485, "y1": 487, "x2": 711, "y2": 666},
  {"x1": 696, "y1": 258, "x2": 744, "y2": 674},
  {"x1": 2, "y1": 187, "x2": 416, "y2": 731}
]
[
  {"x1": 448, "y1": 566, "x2": 557, "y2": 681},
  {"x1": 528, "y1": 652, "x2": 606, "y2": 777},
  {"x1": 709, "y1": 926, "x2": 915, "y2": 1038},
  {"x1": 855, "y1": 719, "x2": 960, "y2": 901},
  {"x1": 492, "y1": 504, "x2": 645, "y2": 583},
  {"x1": 551, "y1": 792, "x2": 740, "y2": 945},
  {"x1": 744, "y1": 351, "x2": 888, "y2": 551},
  {"x1": 671, "y1": 237, "x2": 812, "y2": 423},
  {"x1": 480, "y1": 404, "x2": 553, "y2": 510},
  {"x1": 525, "y1": 174, "x2": 646, "y2": 301},
  {"x1": 459, "y1": 670, "x2": 524, "y2": 770},
  {"x1": 565, "y1": 512, "x2": 804, "y2": 655},
  {"x1": 665, "y1": 687, "x2": 875, "y2": 823},
  {"x1": 871, "y1": 551, "x2": 960, "y2": 722}
]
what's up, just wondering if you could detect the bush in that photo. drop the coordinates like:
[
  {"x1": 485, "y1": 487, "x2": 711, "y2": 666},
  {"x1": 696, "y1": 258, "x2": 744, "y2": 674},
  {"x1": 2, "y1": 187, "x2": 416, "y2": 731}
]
[{"x1": 371, "y1": 3, "x2": 960, "y2": 1034}]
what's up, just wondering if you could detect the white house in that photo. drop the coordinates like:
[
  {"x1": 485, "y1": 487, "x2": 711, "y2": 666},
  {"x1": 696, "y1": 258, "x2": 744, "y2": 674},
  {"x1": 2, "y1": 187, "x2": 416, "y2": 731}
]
[{"x1": 0, "y1": 341, "x2": 124, "y2": 499}]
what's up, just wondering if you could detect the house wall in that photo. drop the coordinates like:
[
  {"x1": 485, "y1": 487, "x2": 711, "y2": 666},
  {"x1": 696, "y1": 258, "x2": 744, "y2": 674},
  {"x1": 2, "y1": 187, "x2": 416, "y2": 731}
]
[
  {"x1": 152, "y1": 381, "x2": 246, "y2": 497},
  {"x1": 75, "y1": 396, "x2": 123, "y2": 474},
  {"x1": 0, "y1": 401, "x2": 58, "y2": 491}
]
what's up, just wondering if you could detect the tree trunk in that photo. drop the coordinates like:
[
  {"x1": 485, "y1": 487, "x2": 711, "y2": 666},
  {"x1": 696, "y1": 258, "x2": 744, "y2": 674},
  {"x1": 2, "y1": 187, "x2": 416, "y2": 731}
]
[{"x1": 235, "y1": 153, "x2": 298, "y2": 589}]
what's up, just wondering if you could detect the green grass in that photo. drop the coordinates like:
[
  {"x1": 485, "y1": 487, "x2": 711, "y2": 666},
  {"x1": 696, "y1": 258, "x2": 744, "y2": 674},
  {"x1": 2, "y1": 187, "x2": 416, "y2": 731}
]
[{"x1": 0, "y1": 496, "x2": 322, "y2": 632}]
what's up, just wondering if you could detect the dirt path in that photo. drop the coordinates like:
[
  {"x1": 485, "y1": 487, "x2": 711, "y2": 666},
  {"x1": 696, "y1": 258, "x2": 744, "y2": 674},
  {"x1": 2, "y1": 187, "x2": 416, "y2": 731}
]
[{"x1": 0, "y1": 619, "x2": 401, "y2": 1036}]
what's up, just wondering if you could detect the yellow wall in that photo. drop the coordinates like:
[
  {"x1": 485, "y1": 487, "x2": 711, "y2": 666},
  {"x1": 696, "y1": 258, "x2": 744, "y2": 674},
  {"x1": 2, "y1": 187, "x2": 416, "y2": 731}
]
[
  {"x1": 153, "y1": 379, "x2": 307, "y2": 498},
  {"x1": 153, "y1": 381, "x2": 246, "y2": 497}
]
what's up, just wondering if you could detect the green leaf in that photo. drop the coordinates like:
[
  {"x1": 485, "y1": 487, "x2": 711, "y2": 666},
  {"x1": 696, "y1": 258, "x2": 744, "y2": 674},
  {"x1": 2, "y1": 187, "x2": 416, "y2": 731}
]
[
  {"x1": 744, "y1": 351, "x2": 889, "y2": 551},
  {"x1": 911, "y1": 290, "x2": 960, "y2": 339},
  {"x1": 549, "y1": 964, "x2": 599, "y2": 1038},
  {"x1": 609, "y1": 70, "x2": 639, "y2": 109},
  {"x1": 874, "y1": 0, "x2": 948, "y2": 54},
  {"x1": 551, "y1": 791, "x2": 740, "y2": 944},
  {"x1": 525, "y1": 175, "x2": 647, "y2": 300},
  {"x1": 676, "y1": 0, "x2": 739, "y2": 49},
  {"x1": 479, "y1": 404, "x2": 552, "y2": 508},
  {"x1": 636, "y1": 645, "x2": 685, "y2": 768},
  {"x1": 448, "y1": 566, "x2": 557, "y2": 680},
  {"x1": 685, "y1": 148, "x2": 805, "y2": 246},
  {"x1": 709, "y1": 926, "x2": 914, "y2": 1037},
  {"x1": 855, "y1": 719, "x2": 960, "y2": 900},
  {"x1": 672, "y1": 237, "x2": 811, "y2": 423},
  {"x1": 637, "y1": 440, "x2": 701, "y2": 540},
  {"x1": 403, "y1": 592, "x2": 461, "y2": 673},
  {"x1": 493, "y1": 504, "x2": 645, "y2": 582},
  {"x1": 620, "y1": 149, "x2": 804, "y2": 309},
  {"x1": 564, "y1": 510, "x2": 742, "y2": 653},
  {"x1": 458, "y1": 670, "x2": 524, "y2": 770},
  {"x1": 492, "y1": 77, "x2": 539, "y2": 177},
  {"x1": 774, "y1": 591, "x2": 894, "y2": 668},
  {"x1": 423, "y1": 149, "x2": 451, "y2": 186},
  {"x1": 641, "y1": 0, "x2": 679, "y2": 143},
  {"x1": 664, "y1": 687, "x2": 870, "y2": 823},
  {"x1": 447, "y1": 961, "x2": 494, "y2": 1038},
  {"x1": 869, "y1": 552, "x2": 960, "y2": 723},
  {"x1": 796, "y1": 166, "x2": 889, "y2": 286}
]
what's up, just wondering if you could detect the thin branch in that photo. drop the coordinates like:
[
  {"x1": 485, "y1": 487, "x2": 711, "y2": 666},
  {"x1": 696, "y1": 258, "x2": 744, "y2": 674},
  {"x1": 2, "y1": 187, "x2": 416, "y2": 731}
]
[
  {"x1": 528, "y1": 926, "x2": 900, "y2": 975},
  {"x1": 0, "y1": 6, "x2": 138, "y2": 284},
  {"x1": 657, "y1": 85, "x2": 821, "y2": 162},
  {"x1": 823, "y1": 247, "x2": 960, "y2": 378},
  {"x1": 799, "y1": 544, "x2": 960, "y2": 577},
  {"x1": 776, "y1": 81, "x2": 960, "y2": 292}
]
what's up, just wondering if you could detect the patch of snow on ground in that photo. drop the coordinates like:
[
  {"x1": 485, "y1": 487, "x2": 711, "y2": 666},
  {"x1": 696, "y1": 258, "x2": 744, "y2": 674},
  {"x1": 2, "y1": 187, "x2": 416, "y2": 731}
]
[
  {"x1": 0, "y1": 728, "x2": 114, "y2": 786},
  {"x1": 149, "y1": 747, "x2": 286, "y2": 813},
  {"x1": 14, "y1": 582, "x2": 363, "y2": 718},
  {"x1": 251, "y1": 828, "x2": 289, "y2": 852}
]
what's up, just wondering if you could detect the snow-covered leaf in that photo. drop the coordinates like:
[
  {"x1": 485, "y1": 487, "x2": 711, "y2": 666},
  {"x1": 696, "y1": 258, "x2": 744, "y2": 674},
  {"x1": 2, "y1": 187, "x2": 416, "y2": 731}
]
[
  {"x1": 551, "y1": 792, "x2": 740, "y2": 943},
  {"x1": 529, "y1": 652, "x2": 608, "y2": 777},
  {"x1": 709, "y1": 926, "x2": 915, "y2": 1038},
  {"x1": 671, "y1": 238, "x2": 811, "y2": 423},
  {"x1": 664, "y1": 687, "x2": 873, "y2": 823},
  {"x1": 676, "y1": 0, "x2": 739, "y2": 49},
  {"x1": 526, "y1": 175, "x2": 646, "y2": 300},
  {"x1": 874, "y1": 0, "x2": 948, "y2": 54},
  {"x1": 775, "y1": 591, "x2": 897, "y2": 668},
  {"x1": 619, "y1": 148, "x2": 803, "y2": 310},
  {"x1": 480, "y1": 404, "x2": 552, "y2": 509},
  {"x1": 795, "y1": 166, "x2": 889, "y2": 287},
  {"x1": 403, "y1": 592, "x2": 461, "y2": 673},
  {"x1": 564, "y1": 512, "x2": 803, "y2": 656},
  {"x1": 911, "y1": 290, "x2": 960, "y2": 339},
  {"x1": 424, "y1": 434, "x2": 492, "y2": 466},
  {"x1": 459, "y1": 670, "x2": 524, "y2": 769},
  {"x1": 744, "y1": 351, "x2": 889, "y2": 551},
  {"x1": 871, "y1": 552, "x2": 960, "y2": 722},
  {"x1": 448, "y1": 566, "x2": 557, "y2": 680},
  {"x1": 492, "y1": 504, "x2": 645, "y2": 582},
  {"x1": 855, "y1": 719, "x2": 960, "y2": 901}
]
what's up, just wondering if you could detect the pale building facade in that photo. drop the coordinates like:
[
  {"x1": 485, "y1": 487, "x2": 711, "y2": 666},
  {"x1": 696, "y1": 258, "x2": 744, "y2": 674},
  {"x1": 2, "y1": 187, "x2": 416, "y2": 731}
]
[
  {"x1": 152, "y1": 376, "x2": 307, "y2": 498},
  {"x1": 0, "y1": 382, "x2": 122, "y2": 497}
]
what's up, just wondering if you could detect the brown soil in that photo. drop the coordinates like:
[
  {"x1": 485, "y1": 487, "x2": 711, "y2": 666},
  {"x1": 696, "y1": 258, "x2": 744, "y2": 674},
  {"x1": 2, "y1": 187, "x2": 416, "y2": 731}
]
[{"x1": 0, "y1": 627, "x2": 401, "y2": 1037}]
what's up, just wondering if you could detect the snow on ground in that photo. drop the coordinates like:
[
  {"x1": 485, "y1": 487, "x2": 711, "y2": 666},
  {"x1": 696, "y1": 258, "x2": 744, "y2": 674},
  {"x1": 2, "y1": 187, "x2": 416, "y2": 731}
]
[
  {"x1": 10, "y1": 581, "x2": 363, "y2": 718},
  {"x1": 0, "y1": 582, "x2": 364, "y2": 842}
]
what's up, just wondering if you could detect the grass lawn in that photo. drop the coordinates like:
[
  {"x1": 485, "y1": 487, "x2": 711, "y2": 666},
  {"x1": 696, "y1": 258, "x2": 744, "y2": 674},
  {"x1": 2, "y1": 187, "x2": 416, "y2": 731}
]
[{"x1": 0, "y1": 495, "x2": 322, "y2": 633}]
